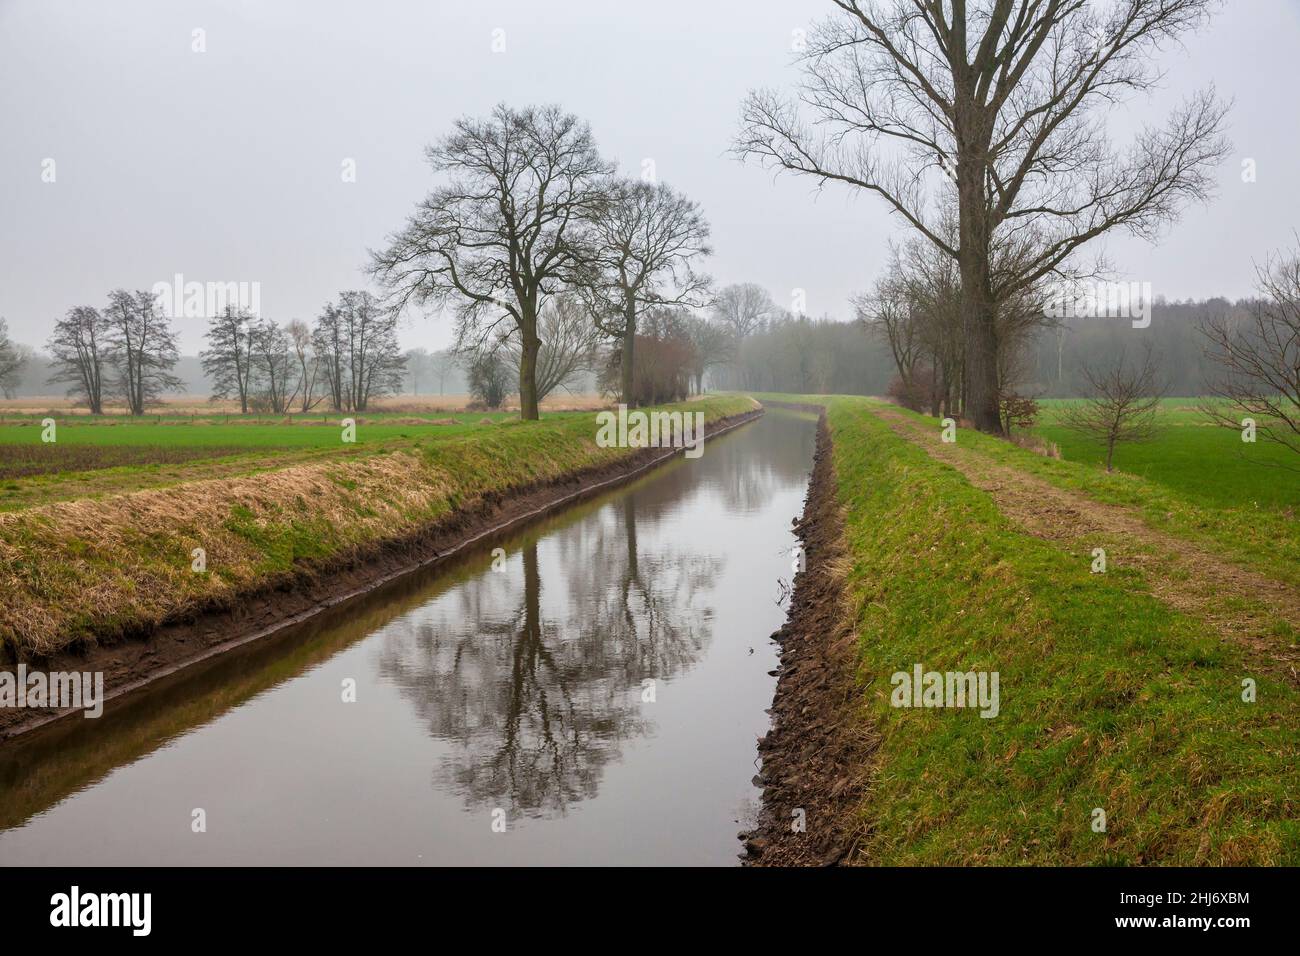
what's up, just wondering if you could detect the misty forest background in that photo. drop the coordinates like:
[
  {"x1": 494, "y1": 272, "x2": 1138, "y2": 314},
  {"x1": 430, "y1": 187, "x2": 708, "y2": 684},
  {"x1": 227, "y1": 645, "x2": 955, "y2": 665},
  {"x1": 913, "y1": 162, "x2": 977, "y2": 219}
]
[{"x1": 0, "y1": 296, "x2": 1239, "y2": 403}]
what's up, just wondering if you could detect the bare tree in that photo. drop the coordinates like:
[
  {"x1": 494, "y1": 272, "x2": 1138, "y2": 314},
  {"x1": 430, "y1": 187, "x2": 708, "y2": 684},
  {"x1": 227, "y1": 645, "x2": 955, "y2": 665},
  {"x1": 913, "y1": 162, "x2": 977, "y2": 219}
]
[
  {"x1": 466, "y1": 349, "x2": 513, "y2": 410},
  {"x1": 856, "y1": 260, "x2": 926, "y2": 401},
  {"x1": 404, "y1": 347, "x2": 432, "y2": 395},
  {"x1": 736, "y1": 0, "x2": 1230, "y2": 433},
  {"x1": 0, "y1": 318, "x2": 26, "y2": 400},
  {"x1": 684, "y1": 314, "x2": 732, "y2": 394},
  {"x1": 250, "y1": 319, "x2": 296, "y2": 414},
  {"x1": 372, "y1": 103, "x2": 612, "y2": 420},
  {"x1": 1200, "y1": 244, "x2": 1300, "y2": 457},
  {"x1": 585, "y1": 178, "x2": 712, "y2": 406},
  {"x1": 102, "y1": 289, "x2": 183, "y2": 415},
  {"x1": 711, "y1": 282, "x2": 776, "y2": 341},
  {"x1": 430, "y1": 350, "x2": 458, "y2": 395},
  {"x1": 312, "y1": 291, "x2": 405, "y2": 413},
  {"x1": 46, "y1": 307, "x2": 108, "y2": 413},
  {"x1": 201, "y1": 305, "x2": 257, "y2": 413},
  {"x1": 286, "y1": 319, "x2": 322, "y2": 412},
  {"x1": 1059, "y1": 345, "x2": 1164, "y2": 472}
]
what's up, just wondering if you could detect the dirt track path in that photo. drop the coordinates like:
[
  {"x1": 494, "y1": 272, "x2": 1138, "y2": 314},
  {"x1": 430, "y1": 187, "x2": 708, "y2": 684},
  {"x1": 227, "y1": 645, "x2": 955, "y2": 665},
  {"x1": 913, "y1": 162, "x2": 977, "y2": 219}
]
[{"x1": 868, "y1": 404, "x2": 1300, "y2": 681}]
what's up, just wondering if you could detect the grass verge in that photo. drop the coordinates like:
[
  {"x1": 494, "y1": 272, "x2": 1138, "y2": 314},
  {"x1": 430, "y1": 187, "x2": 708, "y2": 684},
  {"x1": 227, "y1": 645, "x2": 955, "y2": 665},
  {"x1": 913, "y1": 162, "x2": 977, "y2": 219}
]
[{"x1": 764, "y1": 394, "x2": 1298, "y2": 864}]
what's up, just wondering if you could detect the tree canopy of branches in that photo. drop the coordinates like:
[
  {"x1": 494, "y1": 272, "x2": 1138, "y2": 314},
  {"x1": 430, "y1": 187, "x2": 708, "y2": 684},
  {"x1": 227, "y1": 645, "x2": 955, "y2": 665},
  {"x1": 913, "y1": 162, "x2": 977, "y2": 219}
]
[
  {"x1": 737, "y1": 0, "x2": 1230, "y2": 434},
  {"x1": 684, "y1": 314, "x2": 732, "y2": 395},
  {"x1": 585, "y1": 178, "x2": 711, "y2": 406},
  {"x1": 250, "y1": 319, "x2": 297, "y2": 414},
  {"x1": 102, "y1": 289, "x2": 183, "y2": 415},
  {"x1": 372, "y1": 103, "x2": 612, "y2": 420},
  {"x1": 1200, "y1": 243, "x2": 1300, "y2": 458},
  {"x1": 312, "y1": 291, "x2": 405, "y2": 413},
  {"x1": 45, "y1": 307, "x2": 108, "y2": 413},
  {"x1": 711, "y1": 282, "x2": 776, "y2": 341},
  {"x1": 1059, "y1": 344, "x2": 1164, "y2": 471}
]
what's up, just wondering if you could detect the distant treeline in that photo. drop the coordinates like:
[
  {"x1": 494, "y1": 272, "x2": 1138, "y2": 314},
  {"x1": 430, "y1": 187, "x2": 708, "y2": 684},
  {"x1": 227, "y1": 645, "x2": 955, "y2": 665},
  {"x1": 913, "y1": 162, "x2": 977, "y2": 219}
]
[
  {"x1": 713, "y1": 297, "x2": 1246, "y2": 399},
  {"x1": 0, "y1": 297, "x2": 1248, "y2": 401}
]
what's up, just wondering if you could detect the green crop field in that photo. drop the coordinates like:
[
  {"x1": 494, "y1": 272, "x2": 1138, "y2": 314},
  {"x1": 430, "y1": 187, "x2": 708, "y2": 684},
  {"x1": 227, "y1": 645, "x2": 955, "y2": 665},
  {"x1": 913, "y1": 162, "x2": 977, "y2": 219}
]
[
  {"x1": 0, "y1": 409, "x2": 533, "y2": 450},
  {"x1": 1034, "y1": 399, "x2": 1300, "y2": 511},
  {"x1": 0, "y1": 409, "x2": 589, "y2": 509}
]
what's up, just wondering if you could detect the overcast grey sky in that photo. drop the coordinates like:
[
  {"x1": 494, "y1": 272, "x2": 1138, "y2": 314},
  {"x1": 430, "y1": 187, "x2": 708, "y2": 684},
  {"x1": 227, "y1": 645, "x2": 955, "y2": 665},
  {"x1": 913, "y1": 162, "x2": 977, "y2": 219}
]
[{"x1": 2, "y1": 0, "x2": 1298, "y2": 355}]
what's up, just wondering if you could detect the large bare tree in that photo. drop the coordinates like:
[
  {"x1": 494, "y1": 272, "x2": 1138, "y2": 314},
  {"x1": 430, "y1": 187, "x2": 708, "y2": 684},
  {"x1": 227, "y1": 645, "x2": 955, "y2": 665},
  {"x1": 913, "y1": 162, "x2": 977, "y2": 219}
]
[
  {"x1": 46, "y1": 307, "x2": 108, "y2": 414},
  {"x1": 372, "y1": 104, "x2": 612, "y2": 420},
  {"x1": 736, "y1": 0, "x2": 1230, "y2": 433},
  {"x1": 586, "y1": 178, "x2": 712, "y2": 406},
  {"x1": 1200, "y1": 243, "x2": 1300, "y2": 458}
]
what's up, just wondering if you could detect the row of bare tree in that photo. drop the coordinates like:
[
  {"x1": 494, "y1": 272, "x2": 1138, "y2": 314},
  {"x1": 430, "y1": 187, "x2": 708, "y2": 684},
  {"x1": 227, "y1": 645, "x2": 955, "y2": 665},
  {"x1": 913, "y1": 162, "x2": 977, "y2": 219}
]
[
  {"x1": 38, "y1": 288, "x2": 405, "y2": 416},
  {"x1": 44, "y1": 290, "x2": 183, "y2": 415},
  {"x1": 200, "y1": 291, "x2": 404, "y2": 414}
]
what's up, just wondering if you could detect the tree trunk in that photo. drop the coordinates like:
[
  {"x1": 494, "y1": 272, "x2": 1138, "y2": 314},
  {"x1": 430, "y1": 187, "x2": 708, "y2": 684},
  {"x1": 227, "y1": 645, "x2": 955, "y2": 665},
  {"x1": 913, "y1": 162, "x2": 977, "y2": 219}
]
[
  {"x1": 518, "y1": 323, "x2": 541, "y2": 421},
  {"x1": 929, "y1": 355, "x2": 941, "y2": 417},
  {"x1": 620, "y1": 301, "x2": 637, "y2": 408},
  {"x1": 959, "y1": 240, "x2": 1002, "y2": 434},
  {"x1": 956, "y1": 113, "x2": 1004, "y2": 435}
]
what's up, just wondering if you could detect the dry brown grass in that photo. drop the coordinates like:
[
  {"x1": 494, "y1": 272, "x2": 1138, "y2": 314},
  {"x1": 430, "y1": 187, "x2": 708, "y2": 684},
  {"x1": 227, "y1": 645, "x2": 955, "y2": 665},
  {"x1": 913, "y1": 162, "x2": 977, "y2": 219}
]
[{"x1": 0, "y1": 450, "x2": 450, "y2": 655}]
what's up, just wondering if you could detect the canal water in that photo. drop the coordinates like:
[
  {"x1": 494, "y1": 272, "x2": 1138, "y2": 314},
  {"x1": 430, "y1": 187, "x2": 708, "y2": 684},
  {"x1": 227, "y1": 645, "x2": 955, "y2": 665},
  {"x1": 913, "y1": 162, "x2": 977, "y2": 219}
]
[{"x1": 0, "y1": 408, "x2": 817, "y2": 865}]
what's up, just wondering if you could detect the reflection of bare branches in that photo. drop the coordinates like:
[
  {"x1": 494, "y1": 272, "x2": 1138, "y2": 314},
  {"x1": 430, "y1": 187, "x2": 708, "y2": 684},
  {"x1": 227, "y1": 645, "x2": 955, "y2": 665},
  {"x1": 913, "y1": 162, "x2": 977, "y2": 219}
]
[
  {"x1": 374, "y1": 505, "x2": 718, "y2": 817},
  {"x1": 370, "y1": 412, "x2": 815, "y2": 819}
]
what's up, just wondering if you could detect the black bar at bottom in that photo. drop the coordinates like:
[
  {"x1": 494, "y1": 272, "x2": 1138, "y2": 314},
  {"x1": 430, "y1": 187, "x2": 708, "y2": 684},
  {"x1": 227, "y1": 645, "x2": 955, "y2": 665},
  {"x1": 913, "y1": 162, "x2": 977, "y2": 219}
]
[{"x1": 0, "y1": 865, "x2": 1281, "y2": 941}]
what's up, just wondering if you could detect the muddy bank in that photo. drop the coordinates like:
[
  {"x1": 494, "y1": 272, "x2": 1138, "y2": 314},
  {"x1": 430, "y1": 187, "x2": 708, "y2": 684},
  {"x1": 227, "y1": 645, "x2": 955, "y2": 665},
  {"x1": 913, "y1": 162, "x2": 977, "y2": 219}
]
[
  {"x1": 741, "y1": 411, "x2": 877, "y2": 866},
  {"x1": 0, "y1": 407, "x2": 762, "y2": 742}
]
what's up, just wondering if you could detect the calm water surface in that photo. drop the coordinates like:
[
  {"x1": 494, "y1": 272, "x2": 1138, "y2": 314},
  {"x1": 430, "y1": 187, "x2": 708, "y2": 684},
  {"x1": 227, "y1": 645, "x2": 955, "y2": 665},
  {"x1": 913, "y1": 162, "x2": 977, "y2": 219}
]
[{"x1": 0, "y1": 409, "x2": 816, "y2": 865}]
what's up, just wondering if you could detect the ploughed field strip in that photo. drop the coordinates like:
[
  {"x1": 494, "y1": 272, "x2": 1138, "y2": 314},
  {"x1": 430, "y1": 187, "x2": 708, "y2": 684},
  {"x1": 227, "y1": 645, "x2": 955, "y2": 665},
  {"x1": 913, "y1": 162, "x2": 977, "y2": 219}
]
[
  {"x1": 755, "y1": 395, "x2": 1298, "y2": 865},
  {"x1": 867, "y1": 403, "x2": 1300, "y2": 683}
]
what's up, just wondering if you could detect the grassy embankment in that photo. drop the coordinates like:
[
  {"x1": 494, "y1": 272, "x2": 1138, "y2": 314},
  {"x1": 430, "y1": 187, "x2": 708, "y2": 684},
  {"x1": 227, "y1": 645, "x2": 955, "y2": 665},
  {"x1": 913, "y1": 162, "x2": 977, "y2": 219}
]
[
  {"x1": 0, "y1": 396, "x2": 755, "y2": 658},
  {"x1": 755, "y1": 393, "x2": 1298, "y2": 864}
]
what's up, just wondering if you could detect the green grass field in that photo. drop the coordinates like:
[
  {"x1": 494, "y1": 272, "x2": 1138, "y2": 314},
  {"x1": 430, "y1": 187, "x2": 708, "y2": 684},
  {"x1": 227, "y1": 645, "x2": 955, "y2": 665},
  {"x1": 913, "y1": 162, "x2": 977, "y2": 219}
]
[
  {"x1": 1034, "y1": 399, "x2": 1300, "y2": 511},
  {"x1": 0, "y1": 409, "x2": 532, "y2": 452}
]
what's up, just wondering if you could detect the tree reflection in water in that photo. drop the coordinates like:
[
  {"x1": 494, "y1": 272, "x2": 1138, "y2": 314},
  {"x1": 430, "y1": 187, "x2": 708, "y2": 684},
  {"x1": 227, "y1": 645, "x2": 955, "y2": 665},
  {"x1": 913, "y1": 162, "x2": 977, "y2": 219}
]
[{"x1": 374, "y1": 492, "x2": 721, "y2": 818}]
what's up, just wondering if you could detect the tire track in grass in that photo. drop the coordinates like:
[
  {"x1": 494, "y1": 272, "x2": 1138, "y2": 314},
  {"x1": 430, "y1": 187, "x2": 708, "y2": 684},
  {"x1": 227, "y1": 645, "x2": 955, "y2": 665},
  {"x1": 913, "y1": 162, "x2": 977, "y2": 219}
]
[{"x1": 868, "y1": 403, "x2": 1300, "y2": 682}]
